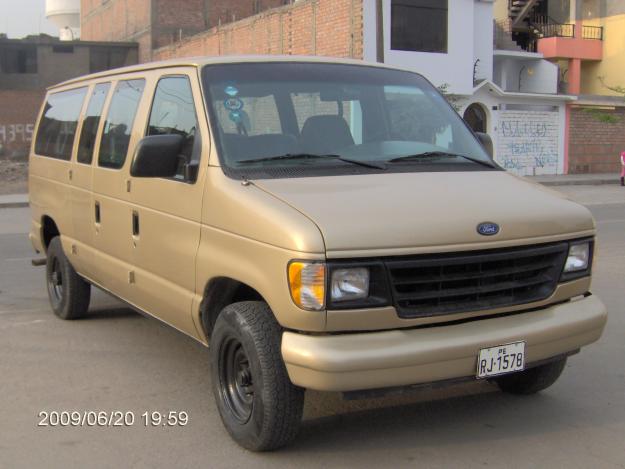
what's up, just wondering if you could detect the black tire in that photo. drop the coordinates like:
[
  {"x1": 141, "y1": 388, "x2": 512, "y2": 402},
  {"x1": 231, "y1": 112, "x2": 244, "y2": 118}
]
[
  {"x1": 210, "y1": 301, "x2": 304, "y2": 451},
  {"x1": 495, "y1": 358, "x2": 567, "y2": 395},
  {"x1": 46, "y1": 236, "x2": 91, "y2": 320}
]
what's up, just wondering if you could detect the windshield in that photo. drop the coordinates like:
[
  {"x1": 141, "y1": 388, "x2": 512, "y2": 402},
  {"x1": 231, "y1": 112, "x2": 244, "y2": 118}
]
[{"x1": 202, "y1": 62, "x2": 497, "y2": 178}]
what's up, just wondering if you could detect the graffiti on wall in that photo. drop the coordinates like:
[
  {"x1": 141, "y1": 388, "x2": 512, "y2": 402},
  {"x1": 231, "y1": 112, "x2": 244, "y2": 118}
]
[
  {"x1": 496, "y1": 110, "x2": 560, "y2": 176},
  {"x1": 0, "y1": 124, "x2": 35, "y2": 158}
]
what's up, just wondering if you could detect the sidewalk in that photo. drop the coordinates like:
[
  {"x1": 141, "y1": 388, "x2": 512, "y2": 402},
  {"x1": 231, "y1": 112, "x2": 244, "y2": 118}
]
[{"x1": 0, "y1": 173, "x2": 621, "y2": 209}]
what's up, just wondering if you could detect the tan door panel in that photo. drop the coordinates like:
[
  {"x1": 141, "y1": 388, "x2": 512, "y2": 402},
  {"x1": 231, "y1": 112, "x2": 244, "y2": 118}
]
[
  {"x1": 91, "y1": 76, "x2": 149, "y2": 299},
  {"x1": 127, "y1": 68, "x2": 207, "y2": 339}
]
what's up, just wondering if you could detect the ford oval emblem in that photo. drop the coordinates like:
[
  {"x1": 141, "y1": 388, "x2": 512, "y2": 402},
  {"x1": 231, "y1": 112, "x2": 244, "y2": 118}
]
[{"x1": 477, "y1": 222, "x2": 500, "y2": 236}]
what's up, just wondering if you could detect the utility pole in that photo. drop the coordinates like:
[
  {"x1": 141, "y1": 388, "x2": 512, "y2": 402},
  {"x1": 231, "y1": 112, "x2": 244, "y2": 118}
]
[{"x1": 376, "y1": 0, "x2": 384, "y2": 63}]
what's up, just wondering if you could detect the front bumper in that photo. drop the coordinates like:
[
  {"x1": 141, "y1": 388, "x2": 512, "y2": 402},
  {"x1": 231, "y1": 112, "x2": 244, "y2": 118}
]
[{"x1": 281, "y1": 295, "x2": 607, "y2": 392}]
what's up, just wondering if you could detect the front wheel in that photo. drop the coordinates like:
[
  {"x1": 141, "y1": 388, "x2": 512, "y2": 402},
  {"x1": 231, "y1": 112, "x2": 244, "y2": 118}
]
[
  {"x1": 210, "y1": 301, "x2": 304, "y2": 451},
  {"x1": 495, "y1": 358, "x2": 567, "y2": 395},
  {"x1": 46, "y1": 236, "x2": 91, "y2": 320}
]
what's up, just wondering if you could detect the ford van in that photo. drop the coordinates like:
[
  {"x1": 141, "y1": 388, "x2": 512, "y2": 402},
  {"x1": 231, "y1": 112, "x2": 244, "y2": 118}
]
[{"x1": 29, "y1": 56, "x2": 607, "y2": 451}]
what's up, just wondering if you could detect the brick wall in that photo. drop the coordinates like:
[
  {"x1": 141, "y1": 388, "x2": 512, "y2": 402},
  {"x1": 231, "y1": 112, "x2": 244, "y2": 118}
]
[
  {"x1": 569, "y1": 106, "x2": 625, "y2": 174},
  {"x1": 81, "y1": 0, "x2": 153, "y2": 61},
  {"x1": 153, "y1": 0, "x2": 363, "y2": 61},
  {"x1": 204, "y1": 0, "x2": 288, "y2": 29},
  {"x1": 0, "y1": 90, "x2": 45, "y2": 160},
  {"x1": 81, "y1": 0, "x2": 295, "y2": 62}
]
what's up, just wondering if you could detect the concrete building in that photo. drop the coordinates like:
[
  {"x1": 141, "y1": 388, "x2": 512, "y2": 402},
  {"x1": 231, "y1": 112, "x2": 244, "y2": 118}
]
[
  {"x1": 494, "y1": 0, "x2": 625, "y2": 174},
  {"x1": 0, "y1": 35, "x2": 137, "y2": 159},
  {"x1": 360, "y1": 0, "x2": 570, "y2": 176}
]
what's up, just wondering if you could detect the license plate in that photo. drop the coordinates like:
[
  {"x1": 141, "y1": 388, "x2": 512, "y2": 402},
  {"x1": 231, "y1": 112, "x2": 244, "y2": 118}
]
[{"x1": 477, "y1": 341, "x2": 525, "y2": 379}]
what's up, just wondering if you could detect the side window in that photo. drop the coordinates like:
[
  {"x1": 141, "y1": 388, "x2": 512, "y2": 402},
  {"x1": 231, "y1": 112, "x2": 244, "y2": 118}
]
[
  {"x1": 98, "y1": 79, "x2": 145, "y2": 169},
  {"x1": 77, "y1": 83, "x2": 111, "y2": 164},
  {"x1": 34, "y1": 87, "x2": 87, "y2": 160},
  {"x1": 146, "y1": 76, "x2": 199, "y2": 179}
]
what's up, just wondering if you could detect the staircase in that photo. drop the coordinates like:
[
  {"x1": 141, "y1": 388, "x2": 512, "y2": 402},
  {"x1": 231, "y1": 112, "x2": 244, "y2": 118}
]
[
  {"x1": 509, "y1": 0, "x2": 543, "y2": 29},
  {"x1": 494, "y1": 19, "x2": 524, "y2": 51}
]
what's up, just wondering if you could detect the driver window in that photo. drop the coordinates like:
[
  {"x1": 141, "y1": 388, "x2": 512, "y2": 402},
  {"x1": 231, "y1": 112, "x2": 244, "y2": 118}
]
[{"x1": 147, "y1": 75, "x2": 199, "y2": 180}]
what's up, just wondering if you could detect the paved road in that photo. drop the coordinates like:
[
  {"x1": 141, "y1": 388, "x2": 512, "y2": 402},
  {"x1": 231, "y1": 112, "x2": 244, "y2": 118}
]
[{"x1": 1, "y1": 186, "x2": 624, "y2": 469}]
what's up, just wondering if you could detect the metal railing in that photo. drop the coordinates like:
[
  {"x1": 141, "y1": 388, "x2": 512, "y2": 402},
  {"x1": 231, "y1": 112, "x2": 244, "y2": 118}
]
[
  {"x1": 582, "y1": 25, "x2": 604, "y2": 40},
  {"x1": 530, "y1": 15, "x2": 575, "y2": 38}
]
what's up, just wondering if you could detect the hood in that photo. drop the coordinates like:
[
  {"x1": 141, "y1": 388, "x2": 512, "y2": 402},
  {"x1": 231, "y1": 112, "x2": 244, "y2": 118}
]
[{"x1": 252, "y1": 171, "x2": 595, "y2": 257}]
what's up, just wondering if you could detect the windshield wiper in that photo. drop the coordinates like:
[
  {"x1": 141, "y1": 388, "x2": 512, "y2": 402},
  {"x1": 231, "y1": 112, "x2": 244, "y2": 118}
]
[
  {"x1": 238, "y1": 153, "x2": 386, "y2": 170},
  {"x1": 389, "y1": 151, "x2": 497, "y2": 169}
]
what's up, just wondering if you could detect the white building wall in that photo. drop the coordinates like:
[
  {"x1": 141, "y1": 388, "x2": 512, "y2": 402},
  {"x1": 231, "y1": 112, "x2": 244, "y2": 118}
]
[
  {"x1": 462, "y1": 88, "x2": 567, "y2": 176},
  {"x1": 522, "y1": 61, "x2": 559, "y2": 94},
  {"x1": 363, "y1": 0, "x2": 483, "y2": 95},
  {"x1": 493, "y1": 56, "x2": 559, "y2": 94},
  {"x1": 496, "y1": 109, "x2": 561, "y2": 175},
  {"x1": 474, "y1": 1, "x2": 495, "y2": 83}
]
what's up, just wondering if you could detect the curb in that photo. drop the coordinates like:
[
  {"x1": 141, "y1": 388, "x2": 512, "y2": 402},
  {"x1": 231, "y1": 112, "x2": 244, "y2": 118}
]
[
  {"x1": 0, "y1": 202, "x2": 29, "y2": 209},
  {"x1": 536, "y1": 179, "x2": 620, "y2": 187}
]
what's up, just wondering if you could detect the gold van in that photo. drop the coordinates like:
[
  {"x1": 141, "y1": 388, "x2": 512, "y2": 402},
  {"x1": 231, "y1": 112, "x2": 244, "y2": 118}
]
[{"x1": 29, "y1": 56, "x2": 607, "y2": 451}]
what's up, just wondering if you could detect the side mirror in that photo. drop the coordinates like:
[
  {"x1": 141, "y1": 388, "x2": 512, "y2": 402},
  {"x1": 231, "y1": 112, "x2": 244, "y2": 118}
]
[
  {"x1": 131, "y1": 134, "x2": 184, "y2": 178},
  {"x1": 475, "y1": 132, "x2": 494, "y2": 159}
]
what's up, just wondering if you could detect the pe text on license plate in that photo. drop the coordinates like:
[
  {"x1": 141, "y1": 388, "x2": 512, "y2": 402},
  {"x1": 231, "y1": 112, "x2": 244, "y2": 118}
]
[{"x1": 477, "y1": 341, "x2": 525, "y2": 379}]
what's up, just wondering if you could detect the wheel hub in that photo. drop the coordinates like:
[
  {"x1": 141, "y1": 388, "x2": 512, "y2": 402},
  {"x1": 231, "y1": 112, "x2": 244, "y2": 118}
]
[
  {"x1": 48, "y1": 258, "x2": 64, "y2": 304},
  {"x1": 219, "y1": 337, "x2": 255, "y2": 424}
]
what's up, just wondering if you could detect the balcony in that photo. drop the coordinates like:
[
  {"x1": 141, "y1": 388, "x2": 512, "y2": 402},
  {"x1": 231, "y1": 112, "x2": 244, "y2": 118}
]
[{"x1": 531, "y1": 16, "x2": 603, "y2": 61}]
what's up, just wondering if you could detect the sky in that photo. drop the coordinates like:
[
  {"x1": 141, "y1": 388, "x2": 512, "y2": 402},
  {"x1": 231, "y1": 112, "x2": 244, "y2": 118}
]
[{"x1": 0, "y1": 0, "x2": 60, "y2": 38}]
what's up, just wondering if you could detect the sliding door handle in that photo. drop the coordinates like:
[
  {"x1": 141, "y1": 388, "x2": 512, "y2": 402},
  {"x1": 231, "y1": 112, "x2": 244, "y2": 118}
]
[
  {"x1": 94, "y1": 201, "x2": 101, "y2": 224},
  {"x1": 132, "y1": 211, "x2": 140, "y2": 237}
]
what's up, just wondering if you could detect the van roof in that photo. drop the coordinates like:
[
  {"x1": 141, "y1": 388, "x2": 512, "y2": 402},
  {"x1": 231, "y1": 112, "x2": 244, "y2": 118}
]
[{"x1": 50, "y1": 55, "x2": 399, "y2": 90}]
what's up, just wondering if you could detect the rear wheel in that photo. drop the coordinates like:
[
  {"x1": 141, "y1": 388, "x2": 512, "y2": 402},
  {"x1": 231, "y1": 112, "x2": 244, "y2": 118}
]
[
  {"x1": 46, "y1": 236, "x2": 91, "y2": 320},
  {"x1": 210, "y1": 301, "x2": 304, "y2": 451},
  {"x1": 495, "y1": 358, "x2": 567, "y2": 395}
]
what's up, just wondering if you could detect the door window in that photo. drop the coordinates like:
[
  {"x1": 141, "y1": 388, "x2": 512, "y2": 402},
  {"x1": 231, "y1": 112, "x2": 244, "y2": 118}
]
[
  {"x1": 146, "y1": 76, "x2": 199, "y2": 180},
  {"x1": 34, "y1": 87, "x2": 87, "y2": 160},
  {"x1": 98, "y1": 79, "x2": 145, "y2": 169},
  {"x1": 77, "y1": 83, "x2": 111, "y2": 164}
]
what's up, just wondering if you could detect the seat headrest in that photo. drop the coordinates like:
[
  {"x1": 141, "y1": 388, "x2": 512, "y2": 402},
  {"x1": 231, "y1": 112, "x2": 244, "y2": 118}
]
[{"x1": 300, "y1": 115, "x2": 354, "y2": 155}]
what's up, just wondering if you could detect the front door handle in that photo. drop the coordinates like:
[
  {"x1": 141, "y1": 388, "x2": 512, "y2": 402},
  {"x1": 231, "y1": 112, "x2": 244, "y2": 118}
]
[
  {"x1": 132, "y1": 211, "x2": 140, "y2": 237},
  {"x1": 95, "y1": 201, "x2": 101, "y2": 224}
]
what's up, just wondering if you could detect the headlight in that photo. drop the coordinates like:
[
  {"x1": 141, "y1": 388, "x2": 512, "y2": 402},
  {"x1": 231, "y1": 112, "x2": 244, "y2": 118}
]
[
  {"x1": 288, "y1": 261, "x2": 325, "y2": 311},
  {"x1": 326, "y1": 262, "x2": 391, "y2": 310},
  {"x1": 330, "y1": 268, "x2": 369, "y2": 302},
  {"x1": 564, "y1": 242, "x2": 590, "y2": 273}
]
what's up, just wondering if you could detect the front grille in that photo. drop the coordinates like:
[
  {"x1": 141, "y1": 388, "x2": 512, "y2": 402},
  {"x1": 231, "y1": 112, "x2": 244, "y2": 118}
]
[{"x1": 386, "y1": 242, "x2": 569, "y2": 318}]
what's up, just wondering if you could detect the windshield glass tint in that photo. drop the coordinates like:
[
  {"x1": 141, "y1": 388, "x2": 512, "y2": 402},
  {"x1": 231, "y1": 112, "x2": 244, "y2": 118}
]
[{"x1": 202, "y1": 63, "x2": 494, "y2": 177}]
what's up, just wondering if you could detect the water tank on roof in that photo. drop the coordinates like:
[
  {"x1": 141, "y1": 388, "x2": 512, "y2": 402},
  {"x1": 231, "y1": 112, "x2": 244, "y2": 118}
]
[{"x1": 45, "y1": 0, "x2": 80, "y2": 41}]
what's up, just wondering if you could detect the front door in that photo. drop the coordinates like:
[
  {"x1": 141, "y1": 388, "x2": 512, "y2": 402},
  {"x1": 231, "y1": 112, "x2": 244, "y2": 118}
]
[{"x1": 127, "y1": 70, "x2": 207, "y2": 337}]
